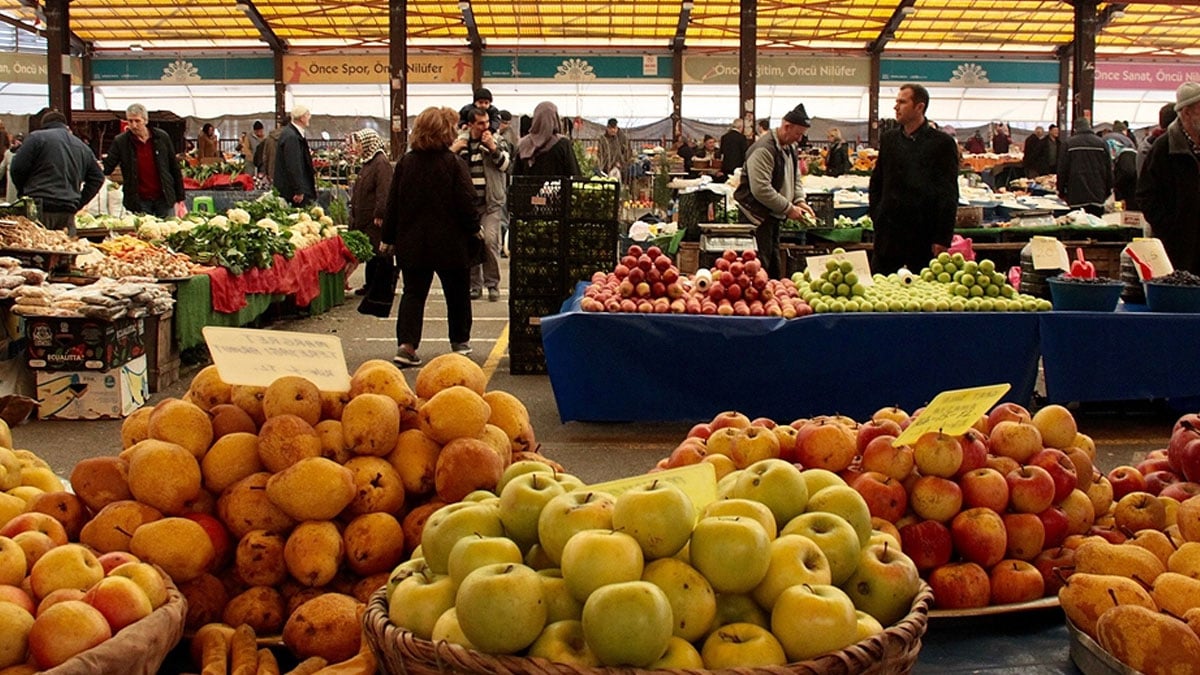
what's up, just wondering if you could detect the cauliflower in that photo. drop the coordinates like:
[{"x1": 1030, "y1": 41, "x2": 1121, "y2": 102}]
[
  {"x1": 310, "y1": 206, "x2": 326, "y2": 219},
  {"x1": 321, "y1": 226, "x2": 338, "y2": 239},
  {"x1": 227, "y1": 208, "x2": 251, "y2": 225},
  {"x1": 297, "y1": 212, "x2": 312, "y2": 223},
  {"x1": 256, "y1": 218, "x2": 281, "y2": 232},
  {"x1": 318, "y1": 215, "x2": 333, "y2": 227},
  {"x1": 207, "y1": 215, "x2": 230, "y2": 230}
]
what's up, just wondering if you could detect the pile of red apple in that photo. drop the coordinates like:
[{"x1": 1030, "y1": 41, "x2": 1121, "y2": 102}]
[
  {"x1": 654, "y1": 402, "x2": 1175, "y2": 611},
  {"x1": 1116, "y1": 411, "x2": 1200, "y2": 502},
  {"x1": 580, "y1": 246, "x2": 813, "y2": 317}
]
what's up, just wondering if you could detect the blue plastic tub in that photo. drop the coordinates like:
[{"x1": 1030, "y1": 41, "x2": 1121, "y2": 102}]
[
  {"x1": 1048, "y1": 277, "x2": 1123, "y2": 312},
  {"x1": 1144, "y1": 281, "x2": 1200, "y2": 313}
]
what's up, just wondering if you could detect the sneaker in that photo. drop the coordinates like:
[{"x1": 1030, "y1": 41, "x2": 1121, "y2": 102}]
[
  {"x1": 487, "y1": 288, "x2": 500, "y2": 302},
  {"x1": 393, "y1": 346, "x2": 421, "y2": 367},
  {"x1": 469, "y1": 288, "x2": 483, "y2": 300},
  {"x1": 451, "y1": 342, "x2": 473, "y2": 356}
]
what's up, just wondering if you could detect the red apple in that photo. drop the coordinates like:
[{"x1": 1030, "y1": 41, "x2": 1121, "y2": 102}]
[
  {"x1": 986, "y1": 455, "x2": 1022, "y2": 478},
  {"x1": 851, "y1": 471, "x2": 908, "y2": 523},
  {"x1": 909, "y1": 476, "x2": 963, "y2": 523},
  {"x1": 1161, "y1": 481, "x2": 1200, "y2": 502},
  {"x1": 792, "y1": 421, "x2": 857, "y2": 472},
  {"x1": 1144, "y1": 470, "x2": 1182, "y2": 496},
  {"x1": 183, "y1": 513, "x2": 232, "y2": 573},
  {"x1": 1001, "y1": 512, "x2": 1046, "y2": 561},
  {"x1": 899, "y1": 519, "x2": 953, "y2": 572},
  {"x1": 749, "y1": 417, "x2": 777, "y2": 430},
  {"x1": 955, "y1": 429, "x2": 990, "y2": 478},
  {"x1": 950, "y1": 507, "x2": 1007, "y2": 568},
  {"x1": 1169, "y1": 415, "x2": 1200, "y2": 478},
  {"x1": 859, "y1": 435, "x2": 914, "y2": 481},
  {"x1": 0, "y1": 583, "x2": 35, "y2": 614},
  {"x1": 1106, "y1": 466, "x2": 1147, "y2": 501},
  {"x1": 872, "y1": 406, "x2": 910, "y2": 426},
  {"x1": 989, "y1": 421, "x2": 1044, "y2": 464},
  {"x1": 913, "y1": 431, "x2": 964, "y2": 478},
  {"x1": 1033, "y1": 546, "x2": 1076, "y2": 595},
  {"x1": 960, "y1": 468, "x2": 1010, "y2": 513},
  {"x1": 1037, "y1": 506, "x2": 1070, "y2": 549},
  {"x1": 989, "y1": 559, "x2": 1046, "y2": 604},
  {"x1": 96, "y1": 551, "x2": 140, "y2": 575},
  {"x1": 710, "y1": 411, "x2": 751, "y2": 432},
  {"x1": 1006, "y1": 465, "x2": 1056, "y2": 514},
  {"x1": 929, "y1": 562, "x2": 991, "y2": 610},
  {"x1": 856, "y1": 419, "x2": 902, "y2": 454},
  {"x1": 666, "y1": 440, "x2": 708, "y2": 468},
  {"x1": 1086, "y1": 525, "x2": 1127, "y2": 545},
  {"x1": 1028, "y1": 449, "x2": 1079, "y2": 504},
  {"x1": 987, "y1": 402, "x2": 1032, "y2": 433},
  {"x1": 0, "y1": 513, "x2": 68, "y2": 547},
  {"x1": 1138, "y1": 457, "x2": 1174, "y2": 477}
]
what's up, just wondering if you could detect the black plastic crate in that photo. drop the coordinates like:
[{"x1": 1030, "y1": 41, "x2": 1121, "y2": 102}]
[
  {"x1": 511, "y1": 259, "x2": 563, "y2": 296},
  {"x1": 509, "y1": 176, "x2": 567, "y2": 220},
  {"x1": 565, "y1": 221, "x2": 619, "y2": 263},
  {"x1": 511, "y1": 218, "x2": 561, "y2": 259},
  {"x1": 678, "y1": 190, "x2": 729, "y2": 239},
  {"x1": 510, "y1": 294, "x2": 566, "y2": 327},
  {"x1": 565, "y1": 262, "x2": 604, "y2": 292},
  {"x1": 807, "y1": 192, "x2": 835, "y2": 228},
  {"x1": 568, "y1": 180, "x2": 621, "y2": 222},
  {"x1": 509, "y1": 349, "x2": 547, "y2": 375},
  {"x1": 509, "y1": 317, "x2": 543, "y2": 345}
]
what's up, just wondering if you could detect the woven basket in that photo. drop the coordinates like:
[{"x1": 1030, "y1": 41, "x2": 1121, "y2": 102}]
[{"x1": 364, "y1": 582, "x2": 933, "y2": 675}]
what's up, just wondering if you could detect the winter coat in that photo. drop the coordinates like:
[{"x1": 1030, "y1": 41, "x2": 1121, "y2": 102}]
[
  {"x1": 718, "y1": 129, "x2": 749, "y2": 175},
  {"x1": 1136, "y1": 119, "x2": 1200, "y2": 274},
  {"x1": 273, "y1": 123, "x2": 316, "y2": 205},
  {"x1": 734, "y1": 130, "x2": 802, "y2": 224},
  {"x1": 513, "y1": 137, "x2": 579, "y2": 177},
  {"x1": 351, "y1": 152, "x2": 393, "y2": 248},
  {"x1": 825, "y1": 141, "x2": 851, "y2": 177},
  {"x1": 10, "y1": 122, "x2": 104, "y2": 213},
  {"x1": 102, "y1": 127, "x2": 185, "y2": 212},
  {"x1": 1057, "y1": 130, "x2": 1112, "y2": 211},
  {"x1": 382, "y1": 149, "x2": 480, "y2": 271}
]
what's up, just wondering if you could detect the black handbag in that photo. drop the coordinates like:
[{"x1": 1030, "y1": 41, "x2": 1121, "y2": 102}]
[{"x1": 356, "y1": 254, "x2": 398, "y2": 318}]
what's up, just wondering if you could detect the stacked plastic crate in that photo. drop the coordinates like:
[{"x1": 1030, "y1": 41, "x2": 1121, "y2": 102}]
[{"x1": 507, "y1": 177, "x2": 620, "y2": 374}]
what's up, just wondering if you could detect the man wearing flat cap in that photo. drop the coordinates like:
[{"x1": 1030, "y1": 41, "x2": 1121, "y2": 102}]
[
  {"x1": 460, "y1": 88, "x2": 501, "y2": 133},
  {"x1": 734, "y1": 104, "x2": 816, "y2": 279},
  {"x1": 1137, "y1": 81, "x2": 1200, "y2": 274},
  {"x1": 274, "y1": 103, "x2": 316, "y2": 206},
  {"x1": 869, "y1": 84, "x2": 960, "y2": 274}
]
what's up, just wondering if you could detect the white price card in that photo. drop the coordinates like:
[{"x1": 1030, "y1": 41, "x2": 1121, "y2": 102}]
[
  {"x1": 805, "y1": 249, "x2": 874, "y2": 286},
  {"x1": 1029, "y1": 236, "x2": 1070, "y2": 271},
  {"x1": 1125, "y1": 239, "x2": 1173, "y2": 280},
  {"x1": 202, "y1": 326, "x2": 351, "y2": 392}
]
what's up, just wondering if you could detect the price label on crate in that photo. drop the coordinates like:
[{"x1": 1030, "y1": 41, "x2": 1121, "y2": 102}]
[
  {"x1": 1029, "y1": 236, "x2": 1070, "y2": 271},
  {"x1": 203, "y1": 326, "x2": 351, "y2": 392},
  {"x1": 805, "y1": 249, "x2": 874, "y2": 286},
  {"x1": 1125, "y1": 239, "x2": 1173, "y2": 280},
  {"x1": 893, "y1": 383, "x2": 1011, "y2": 447}
]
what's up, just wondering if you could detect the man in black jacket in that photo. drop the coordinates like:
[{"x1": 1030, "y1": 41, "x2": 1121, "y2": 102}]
[
  {"x1": 869, "y1": 84, "x2": 960, "y2": 274},
  {"x1": 273, "y1": 104, "x2": 317, "y2": 206},
  {"x1": 101, "y1": 103, "x2": 185, "y2": 218},
  {"x1": 1137, "y1": 82, "x2": 1200, "y2": 274},
  {"x1": 10, "y1": 110, "x2": 104, "y2": 235},
  {"x1": 717, "y1": 118, "x2": 749, "y2": 180},
  {"x1": 1057, "y1": 118, "x2": 1112, "y2": 217}
]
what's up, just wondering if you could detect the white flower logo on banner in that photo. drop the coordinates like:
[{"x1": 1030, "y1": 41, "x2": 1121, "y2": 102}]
[
  {"x1": 949, "y1": 63, "x2": 989, "y2": 86},
  {"x1": 554, "y1": 58, "x2": 596, "y2": 81},
  {"x1": 161, "y1": 60, "x2": 201, "y2": 83}
]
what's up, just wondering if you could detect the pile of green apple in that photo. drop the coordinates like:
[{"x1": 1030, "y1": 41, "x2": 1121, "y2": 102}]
[
  {"x1": 384, "y1": 459, "x2": 924, "y2": 669},
  {"x1": 793, "y1": 251, "x2": 1052, "y2": 313}
]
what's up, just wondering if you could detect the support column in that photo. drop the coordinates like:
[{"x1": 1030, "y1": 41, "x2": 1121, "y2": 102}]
[
  {"x1": 44, "y1": 0, "x2": 70, "y2": 119},
  {"x1": 389, "y1": 0, "x2": 408, "y2": 158},
  {"x1": 868, "y1": 51, "x2": 881, "y2": 147},
  {"x1": 82, "y1": 50, "x2": 94, "y2": 110},
  {"x1": 1057, "y1": 48, "x2": 1071, "y2": 133},
  {"x1": 671, "y1": 48, "x2": 683, "y2": 146},
  {"x1": 273, "y1": 51, "x2": 286, "y2": 126},
  {"x1": 471, "y1": 46, "x2": 482, "y2": 92},
  {"x1": 1072, "y1": 0, "x2": 1098, "y2": 129},
  {"x1": 738, "y1": 0, "x2": 756, "y2": 135}
]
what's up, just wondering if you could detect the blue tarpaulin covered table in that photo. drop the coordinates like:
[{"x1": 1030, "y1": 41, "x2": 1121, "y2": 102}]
[{"x1": 541, "y1": 283, "x2": 1042, "y2": 423}]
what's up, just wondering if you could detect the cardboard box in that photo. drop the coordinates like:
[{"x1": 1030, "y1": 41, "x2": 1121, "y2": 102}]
[
  {"x1": 36, "y1": 355, "x2": 148, "y2": 420},
  {"x1": 25, "y1": 316, "x2": 145, "y2": 371}
]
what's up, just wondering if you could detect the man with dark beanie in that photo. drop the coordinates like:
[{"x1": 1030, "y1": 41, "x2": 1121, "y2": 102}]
[{"x1": 10, "y1": 110, "x2": 104, "y2": 235}]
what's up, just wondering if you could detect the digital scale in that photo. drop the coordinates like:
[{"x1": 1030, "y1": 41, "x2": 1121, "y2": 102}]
[
  {"x1": 1011, "y1": 209, "x2": 1057, "y2": 228},
  {"x1": 698, "y1": 223, "x2": 757, "y2": 269}
]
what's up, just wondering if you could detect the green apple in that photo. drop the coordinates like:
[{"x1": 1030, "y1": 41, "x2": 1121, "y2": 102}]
[
  {"x1": 689, "y1": 516, "x2": 771, "y2": 594},
  {"x1": 612, "y1": 480, "x2": 695, "y2": 559},
  {"x1": 801, "y1": 468, "x2": 848, "y2": 496},
  {"x1": 726, "y1": 459, "x2": 809, "y2": 526},
  {"x1": 386, "y1": 557, "x2": 429, "y2": 600},
  {"x1": 781, "y1": 511, "x2": 862, "y2": 585},
  {"x1": 525, "y1": 543, "x2": 556, "y2": 570},
  {"x1": 430, "y1": 607, "x2": 476, "y2": 649},
  {"x1": 498, "y1": 460, "x2": 556, "y2": 494},
  {"x1": 420, "y1": 501, "x2": 504, "y2": 574},
  {"x1": 650, "y1": 636, "x2": 704, "y2": 668},
  {"x1": 855, "y1": 609, "x2": 885, "y2": 641},
  {"x1": 536, "y1": 491, "x2": 616, "y2": 565},
  {"x1": 0, "y1": 601, "x2": 34, "y2": 670},
  {"x1": 448, "y1": 534, "x2": 523, "y2": 589},
  {"x1": 462, "y1": 489, "x2": 498, "y2": 503},
  {"x1": 560, "y1": 529, "x2": 644, "y2": 602},
  {"x1": 700, "y1": 622, "x2": 787, "y2": 668},
  {"x1": 771, "y1": 583, "x2": 858, "y2": 662},
  {"x1": 528, "y1": 620, "x2": 600, "y2": 666},
  {"x1": 455, "y1": 562, "x2": 547, "y2": 654},
  {"x1": 0, "y1": 536, "x2": 25, "y2": 587},
  {"x1": 752, "y1": 533, "x2": 833, "y2": 611},
  {"x1": 388, "y1": 569, "x2": 456, "y2": 639},
  {"x1": 841, "y1": 539, "x2": 921, "y2": 626},
  {"x1": 700, "y1": 498, "x2": 777, "y2": 541},
  {"x1": 641, "y1": 557, "x2": 716, "y2": 642},
  {"x1": 538, "y1": 569, "x2": 584, "y2": 623},
  {"x1": 499, "y1": 471, "x2": 566, "y2": 549},
  {"x1": 709, "y1": 592, "x2": 770, "y2": 633},
  {"x1": 555, "y1": 473, "x2": 587, "y2": 492},
  {"x1": 716, "y1": 469, "x2": 744, "y2": 497},
  {"x1": 582, "y1": 580, "x2": 673, "y2": 667},
  {"x1": 806, "y1": 485, "x2": 873, "y2": 547}
]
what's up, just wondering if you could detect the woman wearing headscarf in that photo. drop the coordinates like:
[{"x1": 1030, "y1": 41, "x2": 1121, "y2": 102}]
[
  {"x1": 198, "y1": 123, "x2": 220, "y2": 163},
  {"x1": 349, "y1": 128, "x2": 393, "y2": 294},
  {"x1": 380, "y1": 107, "x2": 480, "y2": 367},
  {"x1": 514, "y1": 101, "x2": 580, "y2": 176}
]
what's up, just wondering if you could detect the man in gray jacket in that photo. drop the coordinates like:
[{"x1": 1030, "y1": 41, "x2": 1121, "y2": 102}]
[
  {"x1": 454, "y1": 106, "x2": 511, "y2": 302},
  {"x1": 10, "y1": 110, "x2": 104, "y2": 235},
  {"x1": 734, "y1": 104, "x2": 816, "y2": 278}
]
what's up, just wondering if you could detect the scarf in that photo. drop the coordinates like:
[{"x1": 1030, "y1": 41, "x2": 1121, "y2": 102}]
[
  {"x1": 354, "y1": 129, "x2": 384, "y2": 161},
  {"x1": 517, "y1": 101, "x2": 562, "y2": 163}
]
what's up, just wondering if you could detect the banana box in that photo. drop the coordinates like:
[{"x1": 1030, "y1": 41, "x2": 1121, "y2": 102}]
[{"x1": 35, "y1": 355, "x2": 148, "y2": 420}]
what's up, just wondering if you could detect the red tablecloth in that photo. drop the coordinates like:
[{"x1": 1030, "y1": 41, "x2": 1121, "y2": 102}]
[{"x1": 202, "y1": 236, "x2": 354, "y2": 314}]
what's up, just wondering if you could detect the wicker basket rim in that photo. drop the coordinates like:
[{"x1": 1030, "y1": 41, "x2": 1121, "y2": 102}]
[{"x1": 364, "y1": 581, "x2": 933, "y2": 675}]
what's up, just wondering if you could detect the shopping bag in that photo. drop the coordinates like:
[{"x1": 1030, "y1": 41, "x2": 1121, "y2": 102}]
[{"x1": 356, "y1": 255, "x2": 397, "y2": 318}]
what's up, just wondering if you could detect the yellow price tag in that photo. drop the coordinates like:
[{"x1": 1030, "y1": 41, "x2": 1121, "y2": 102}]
[
  {"x1": 893, "y1": 383, "x2": 1011, "y2": 446},
  {"x1": 577, "y1": 463, "x2": 718, "y2": 512}
]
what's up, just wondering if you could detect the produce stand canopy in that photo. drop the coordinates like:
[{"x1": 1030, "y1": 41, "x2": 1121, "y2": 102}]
[{"x1": 2, "y1": 0, "x2": 1200, "y2": 55}]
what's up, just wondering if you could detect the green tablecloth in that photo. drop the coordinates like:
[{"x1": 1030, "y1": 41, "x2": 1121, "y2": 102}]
[
  {"x1": 953, "y1": 225, "x2": 1140, "y2": 242},
  {"x1": 173, "y1": 271, "x2": 345, "y2": 351}
]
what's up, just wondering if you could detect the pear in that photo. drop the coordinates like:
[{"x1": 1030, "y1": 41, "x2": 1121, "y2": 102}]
[
  {"x1": 262, "y1": 375, "x2": 322, "y2": 425},
  {"x1": 285, "y1": 521, "x2": 343, "y2": 587},
  {"x1": 69, "y1": 456, "x2": 131, "y2": 513},
  {"x1": 217, "y1": 473, "x2": 295, "y2": 540},
  {"x1": 1151, "y1": 571, "x2": 1200, "y2": 618},
  {"x1": 201, "y1": 432, "x2": 262, "y2": 494},
  {"x1": 130, "y1": 517, "x2": 215, "y2": 584},
  {"x1": 343, "y1": 456, "x2": 405, "y2": 516},
  {"x1": 1059, "y1": 572, "x2": 1157, "y2": 639},
  {"x1": 314, "y1": 420, "x2": 351, "y2": 464},
  {"x1": 147, "y1": 398, "x2": 214, "y2": 458},
  {"x1": 265, "y1": 457, "x2": 354, "y2": 521},
  {"x1": 257, "y1": 414, "x2": 322, "y2": 473},
  {"x1": 341, "y1": 393, "x2": 400, "y2": 457},
  {"x1": 0, "y1": 447, "x2": 22, "y2": 490},
  {"x1": 418, "y1": 386, "x2": 491, "y2": 445},
  {"x1": 125, "y1": 439, "x2": 202, "y2": 515},
  {"x1": 187, "y1": 365, "x2": 233, "y2": 412},
  {"x1": 1075, "y1": 539, "x2": 1165, "y2": 585},
  {"x1": 119, "y1": 407, "x2": 153, "y2": 450},
  {"x1": 1097, "y1": 603, "x2": 1200, "y2": 674},
  {"x1": 283, "y1": 593, "x2": 363, "y2": 664},
  {"x1": 414, "y1": 353, "x2": 487, "y2": 398},
  {"x1": 235, "y1": 530, "x2": 288, "y2": 587},
  {"x1": 79, "y1": 500, "x2": 163, "y2": 553},
  {"x1": 222, "y1": 586, "x2": 286, "y2": 636}
]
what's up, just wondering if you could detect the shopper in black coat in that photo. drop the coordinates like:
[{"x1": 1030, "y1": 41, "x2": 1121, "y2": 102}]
[
  {"x1": 717, "y1": 119, "x2": 749, "y2": 179},
  {"x1": 10, "y1": 111, "x2": 104, "y2": 234},
  {"x1": 1137, "y1": 83, "x2": 1200, "y2": 275},
  {"x1": 824, "y1": 127, "x2": 852, "y2": 177},
  {"x1": 1057, "y1": 119, "x2": 1112, "y2": 217},
  {"x1": 380, "y1": 106, "x2": 481, "y2": 367},
  {"x1": 273, "y1": 104, "x2": 317, "y2": 206},
  {"x1": 513, "y1": 101, "x2": 580, "y2": 177}
]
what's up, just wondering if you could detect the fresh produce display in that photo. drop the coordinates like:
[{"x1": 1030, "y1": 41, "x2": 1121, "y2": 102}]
[
  {"x1": 383, "y1": 459, "x2": 925, "y2": 669},
  {"x1": 0, "y1": 217, "x2": 93, "y2": 253},
  {"x1": 651, "y1": 402, "x2": 1145, "y2": 612},
  {"x1": 165, "y1": 220, "x2": 296, "y2": 275},
  {"x1": 569, "y1": 177, "x2": 620, "y2": 220},
  {"x1": 11, "y1": 277, "x2": 174, "y2": 319},
  {"x1": 341, "y1": 229, "x2": 374, "y2": 263},
  {"x1": 79, "y1": 235, "x2": 198, "y2": 280},
  {"x1": 580, "y1": 245, "x2": 814, "y2": 317}
]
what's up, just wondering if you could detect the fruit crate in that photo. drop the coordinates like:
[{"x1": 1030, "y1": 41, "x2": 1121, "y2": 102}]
[
  {"x1": 565, "y1": 221, "x2": 619, "y2": 265},
  {"x1": 568, "y1": 180, "x2": 621, "y2": 223},
  {"x1": 509, "y1": 177, "x2": 568, "y2": 221},
  {"x1": 678, "y1": 189, "x2": 729, "y2": 240},
  {"x1": 511, "y1": 259, "x2": 565, "y2": 297},
  {"x1": 807, "y1": 192, "x2": 835, "y2": 228},
  {"x1": 511, "y1": 218, "x2": 561, "y2": 260}
]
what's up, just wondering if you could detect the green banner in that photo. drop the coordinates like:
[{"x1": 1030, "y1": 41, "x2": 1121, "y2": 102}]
[
  {"x1": 683, "y1": 55, "x2": 869, "y2": 86},
  {"x1": 880, "y1": 59, "x2": 1058, "y2": 86},
  {"x1": 91, "y1": 57, "x2": 273, "y2": 83},
  {"x1": 482, "y1": 54, "x2": 670, "y2": 80}
]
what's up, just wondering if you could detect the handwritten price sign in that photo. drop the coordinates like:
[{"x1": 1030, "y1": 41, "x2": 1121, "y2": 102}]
[
  {"x1": 1125, "y1": 239, "x2": 1173, "y2": 280},
  {"x1": 894, "y1": 383, "x2": 1012, "y2": 447},
  {"x1": 202, "y1": 326, "x2": 351, "y2": 392}
]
